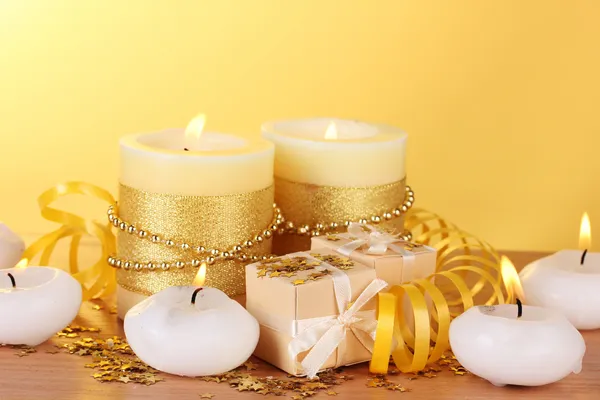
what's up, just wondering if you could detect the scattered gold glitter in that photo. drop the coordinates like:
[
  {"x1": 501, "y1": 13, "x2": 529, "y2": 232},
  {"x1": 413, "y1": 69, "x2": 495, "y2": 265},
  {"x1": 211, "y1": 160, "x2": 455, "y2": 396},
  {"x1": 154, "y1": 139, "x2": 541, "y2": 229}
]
[
  {"x1": 54, "y1": 324, "x2": 163, "y2": 386},
  {"x1": 10, "y1": 345, "x2": 36, "y2": 357},
  {"x1": 310, "y1": 253, "x2": 354, "y2": 270},
  {"x1": 366, "y1": 375, "x2": 409, "y2": 392},
  {"x1": 256, "y1": 255, "x2": 333, "y2": 280},
  {"x1": 199, "y1": 394, "x2": 215, "y2": 399},
  {"x1": 200, "y1": 362, "x2": 353, "y2": 397}
]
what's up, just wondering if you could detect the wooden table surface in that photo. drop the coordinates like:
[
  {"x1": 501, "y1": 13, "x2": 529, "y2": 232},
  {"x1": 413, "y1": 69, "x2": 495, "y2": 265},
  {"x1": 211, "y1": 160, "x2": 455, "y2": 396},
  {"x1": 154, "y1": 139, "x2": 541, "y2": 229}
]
[{"x1": 1, "y1": 251, "x2": 598, "y2": 400}]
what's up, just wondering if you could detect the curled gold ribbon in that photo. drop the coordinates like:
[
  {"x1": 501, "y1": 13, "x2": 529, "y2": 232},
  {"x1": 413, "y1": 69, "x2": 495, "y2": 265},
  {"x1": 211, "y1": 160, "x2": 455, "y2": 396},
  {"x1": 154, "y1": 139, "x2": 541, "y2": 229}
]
[
  {"x1": 20, "y1": 182, "x2": 117, "y2": 301},
  {"x1": 370, "y1": 208, "x2": 507, "y2": 374}
]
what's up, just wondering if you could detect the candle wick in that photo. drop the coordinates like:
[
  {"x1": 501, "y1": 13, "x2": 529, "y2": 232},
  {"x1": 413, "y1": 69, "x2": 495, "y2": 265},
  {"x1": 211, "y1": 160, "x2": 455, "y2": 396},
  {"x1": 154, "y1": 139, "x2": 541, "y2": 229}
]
[
  {"x1": 516, "y1": 298, "x2": 523, "y2": 319},
  {"x1": 581, "y1": 249, "x2": 588, "y2": 266},
  {"x1": 7, "y1": 273, "x2": 16, "y2": 288},
  {"x1": 191, "y1": 287, "x2": 203, "y2": 305},
  {"x1": 184, "y1": 148, "x2": 189, "y2": 152}
]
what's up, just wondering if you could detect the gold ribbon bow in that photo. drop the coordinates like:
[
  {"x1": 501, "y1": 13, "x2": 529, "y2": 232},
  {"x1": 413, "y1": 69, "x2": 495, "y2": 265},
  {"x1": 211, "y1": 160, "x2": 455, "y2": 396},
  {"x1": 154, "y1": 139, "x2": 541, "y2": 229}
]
[
  {"x1": 20, "y1": 182, "x2": 117, "y2": 300},
  {"x1": 288, "y1": 258, "x2": 388, "y2": 378}
]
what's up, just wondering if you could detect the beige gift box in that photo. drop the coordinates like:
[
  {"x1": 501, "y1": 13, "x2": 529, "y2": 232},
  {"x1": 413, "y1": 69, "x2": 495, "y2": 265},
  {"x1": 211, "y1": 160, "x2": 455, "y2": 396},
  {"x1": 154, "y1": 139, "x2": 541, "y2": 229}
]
[
  {"x1": 310, "y1": 224, "x2": 437, "y2": 286},
  {"x1": 245, "y1": 249, "x2": 387, "y2": 377}
]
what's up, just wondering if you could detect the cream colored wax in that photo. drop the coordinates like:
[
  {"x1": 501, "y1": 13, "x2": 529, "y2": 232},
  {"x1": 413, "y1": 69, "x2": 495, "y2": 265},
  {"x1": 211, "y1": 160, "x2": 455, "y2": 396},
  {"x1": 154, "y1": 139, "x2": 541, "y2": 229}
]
[{"x1": 261, "y1": 118, "x2": 406, "y2": 187}]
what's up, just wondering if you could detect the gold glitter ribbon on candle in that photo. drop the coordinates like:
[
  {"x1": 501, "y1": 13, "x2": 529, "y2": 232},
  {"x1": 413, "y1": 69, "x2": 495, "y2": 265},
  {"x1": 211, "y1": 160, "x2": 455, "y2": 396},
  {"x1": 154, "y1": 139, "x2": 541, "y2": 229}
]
[
  {"x1": 370, "y1": 208, "x2": 508, "y2": 374},
  {"x1": 116, "y1": 184, "x2": 274, "y2": 296},
  {"x1": 273, "y1": 177, "x2": 406, "y2": 254},
  {"x1": 20, "y1": 182, "x2": 117, "y2": 301}
]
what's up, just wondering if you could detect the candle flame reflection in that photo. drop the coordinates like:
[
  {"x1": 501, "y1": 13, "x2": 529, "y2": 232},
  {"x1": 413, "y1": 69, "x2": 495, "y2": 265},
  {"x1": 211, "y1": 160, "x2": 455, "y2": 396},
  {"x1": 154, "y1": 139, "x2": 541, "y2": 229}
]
[
  {"x1": 193, "y1": 262, "x2": 207, "y2": 286},
  {"x1": 14, "y1": 258, "x2": 28, "y2": 269},
  {"x1": 579, "y1": 212, "x2": 591, "y2": 250},
  {"x1": 324, "y1": 121, "x2": 338, "y2": 140},
  {"x1": 500, "y1": 256, "x2": 525, "y2": 303},
  {"x1": 184, "y1": 114, "x2": 206, "y2": 142}
]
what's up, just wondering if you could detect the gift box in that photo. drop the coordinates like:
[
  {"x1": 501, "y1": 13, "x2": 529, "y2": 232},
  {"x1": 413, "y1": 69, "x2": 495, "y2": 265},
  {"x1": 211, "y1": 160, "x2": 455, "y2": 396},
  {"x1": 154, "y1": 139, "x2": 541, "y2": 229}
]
[
  {"x1": 245, "y1": 249, "x2": 387, "y2": 377},
  {"x1": 311, "y1": 223, "x2": 437, "y2": 286}
]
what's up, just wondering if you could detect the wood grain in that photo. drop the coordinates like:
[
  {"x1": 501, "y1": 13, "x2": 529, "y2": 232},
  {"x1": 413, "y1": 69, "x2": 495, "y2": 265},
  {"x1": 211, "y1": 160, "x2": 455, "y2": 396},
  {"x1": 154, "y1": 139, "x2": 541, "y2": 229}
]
[{"x1": 1, "y1": 251, "x2": 598, "y2": 400}]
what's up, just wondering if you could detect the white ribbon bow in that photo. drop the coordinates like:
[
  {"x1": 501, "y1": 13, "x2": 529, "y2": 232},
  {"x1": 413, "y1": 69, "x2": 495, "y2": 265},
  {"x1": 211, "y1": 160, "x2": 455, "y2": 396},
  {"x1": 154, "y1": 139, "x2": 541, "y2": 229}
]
[
  {"x1": 337, "y1": 222, "x2": 416, "y2": 257},
  {"x1": 288, "y1": 259, "x2": 388, "y2": 378}
]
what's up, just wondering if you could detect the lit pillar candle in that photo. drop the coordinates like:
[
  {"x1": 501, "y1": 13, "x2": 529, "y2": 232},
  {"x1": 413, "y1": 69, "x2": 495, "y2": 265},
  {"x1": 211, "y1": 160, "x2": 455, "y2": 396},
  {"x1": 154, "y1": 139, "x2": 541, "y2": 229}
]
[
  {"x1": 115, "y1": 115, "x2": 275, "y2": 317},
  {"x1": 0, "y1": 266, "x2": 82, "y2": 346},
  {"x1": 124, "y1": 264, "x2": 259, "y2": 376},
  {"x1": 520, "y1": 212, "x2": 600, "y2": 329},
  {"x1": 449, "y1": 257, "x2": 585, "y2": 386},
  {"x1": 0, "y1": 223, "x2": 25, "y2": 269},
  {"x1": 262, "y1": 118, "x2": 409, "y2": 253}
]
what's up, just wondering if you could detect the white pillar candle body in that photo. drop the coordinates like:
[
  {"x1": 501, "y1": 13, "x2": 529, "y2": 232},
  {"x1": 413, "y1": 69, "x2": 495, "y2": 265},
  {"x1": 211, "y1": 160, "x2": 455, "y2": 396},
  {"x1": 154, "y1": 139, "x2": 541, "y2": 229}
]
[
  {"x1": 120, "y1": 129, "x2": 274, "y2": 196},
  {"x1": 124, "y1": 286, "x2": 259, "y2": 377},
  {"x1": 520, "y1": 250, "x2": 600, "y2": 330},
  {"x1": 0, "y1": 224, "x2": 25, "y2": 269},
  {"x1": 0, "y1": 267, "x2": 82, "y2": 346},
  {"x1": 449, "y1": 304, "x2": 585, "y2": 386},
  {"x1": 262, "y1": 118, "x2": 406, "y2": 187},
  {"x1": 117, "y1": 129, "x2": 274, "y2": 316}
]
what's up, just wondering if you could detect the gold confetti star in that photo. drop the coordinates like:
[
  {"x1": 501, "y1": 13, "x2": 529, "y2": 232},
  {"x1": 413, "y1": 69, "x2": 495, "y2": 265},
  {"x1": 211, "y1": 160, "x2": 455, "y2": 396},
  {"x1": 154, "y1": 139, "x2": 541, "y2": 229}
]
[
  {"x1": 199, "y1": 394, "x2": 215, "y2": 399},
  {"x1": 292, "y1": 279, "x2": 305, "y2": 286},
  {"x1": 327, "y1": 390, "x2": 338, "y2": 396},
  {"x1": 244, "y1": 361, "x2": 258, "y2": 371}
]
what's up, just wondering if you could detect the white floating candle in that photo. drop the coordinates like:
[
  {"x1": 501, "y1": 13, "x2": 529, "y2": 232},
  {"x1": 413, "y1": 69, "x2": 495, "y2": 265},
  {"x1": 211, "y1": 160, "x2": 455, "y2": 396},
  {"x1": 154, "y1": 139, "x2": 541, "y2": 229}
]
[
  {"x1": 0, "y1": 267, "x2": 82, "y2": 346},
  {"x1": 124, "y1": 264, "x2": 259, "y2": 377},
  {"x1": 449, "y1": 258, "x2": 585, "y2": 386},
  {"x1": 521, "y1": 212, "x2": 600, "y2": 329},
  {"x1": 0, "y1": 223, "x2": 25, "y2": 269}
]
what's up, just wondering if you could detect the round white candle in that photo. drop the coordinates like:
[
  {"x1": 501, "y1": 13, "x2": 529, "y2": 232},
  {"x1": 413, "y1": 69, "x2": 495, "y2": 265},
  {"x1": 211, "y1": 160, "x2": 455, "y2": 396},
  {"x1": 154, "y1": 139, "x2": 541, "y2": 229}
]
[
  {"x1": 520, "y1": 250, "x2": 600, "y2": 330},
  {"x1": 262, "y1": 118, "x2": 406, "y2": 187},
  {"x1": 124, "y1": 285, "x2": 259, "y2": 377},
  {"x1": 0, "y1": 223, "x2": 25, "y2": 269},
  {"x1": 0, "y1": 267, "x2": 82, "y2": 346},
  {"x1": 450, "y1": 304, "x2": 585, "y2": 386}
]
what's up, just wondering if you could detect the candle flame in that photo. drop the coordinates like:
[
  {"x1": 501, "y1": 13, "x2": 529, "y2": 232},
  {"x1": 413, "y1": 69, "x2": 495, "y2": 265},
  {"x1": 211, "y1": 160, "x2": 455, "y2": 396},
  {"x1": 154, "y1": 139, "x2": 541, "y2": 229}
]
[
  {"x1": 579, "y1": 212, "x2": 591, "y2": 250},
  {"x1": 192, "y1": 262, "x2": 207, "y2": 286},
  {"x1": 500, "y1": 256, "x2": 525, "y2": 303},
  {"x1": 14, "y1": 258, "x2": 28, "y2": 269},
  {"x1": 324, "y1": 121, "x2": 338, "y2": 140},
  {"x1": 184, "y1": 114, "x2": 206, "y2": 142}
]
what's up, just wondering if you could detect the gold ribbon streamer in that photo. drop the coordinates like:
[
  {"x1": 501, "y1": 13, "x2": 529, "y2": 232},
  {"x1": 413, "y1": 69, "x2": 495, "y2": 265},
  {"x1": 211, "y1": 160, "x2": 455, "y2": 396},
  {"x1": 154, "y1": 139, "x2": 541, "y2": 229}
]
[
  {"x1": 20, "y1": 182, "x2": 117, "y2": 301},
  {"x1": 273, "y1": 177, "x2": 406, "y2": 254},
  {"x1": 117, "y1": 184, "x2": 274, "y2": 296},
  {"x1": 370, "y1": 208, "x2": 507, "y2": 374}
]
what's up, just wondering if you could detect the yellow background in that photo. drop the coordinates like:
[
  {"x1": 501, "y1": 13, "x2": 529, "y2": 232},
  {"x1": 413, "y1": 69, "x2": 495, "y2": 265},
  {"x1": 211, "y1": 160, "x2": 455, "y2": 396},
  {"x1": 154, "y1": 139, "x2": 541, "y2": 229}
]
[{"x1": 1, "y1": 1, "x2": 599, "y2": 251}]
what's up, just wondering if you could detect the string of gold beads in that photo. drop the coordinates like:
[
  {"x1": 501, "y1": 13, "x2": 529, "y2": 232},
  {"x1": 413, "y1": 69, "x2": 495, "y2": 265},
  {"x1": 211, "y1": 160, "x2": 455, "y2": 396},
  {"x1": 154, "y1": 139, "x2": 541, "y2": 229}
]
[
  {"x1": 283, "y1": 186, "x2": 415, "y2": 237},
  {"x1": 107, "y1": 253, "x2": 277, "y2": 271},
  {"x1": 107, "y1": 202, "x2": 285, "y2": 258},
  {"x1": 107, "y1": 230, "x2": 413, "y2": 271}
]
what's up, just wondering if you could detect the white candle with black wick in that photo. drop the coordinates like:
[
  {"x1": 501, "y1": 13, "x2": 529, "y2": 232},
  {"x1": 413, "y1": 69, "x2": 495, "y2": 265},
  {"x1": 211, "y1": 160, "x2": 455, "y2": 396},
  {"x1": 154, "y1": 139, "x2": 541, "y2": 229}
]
[
  {"x1": 449, "y1": 257, "x2": 585, "y2": 386},
  {"x1": 124, "y1": 264, "x2": 259, "y2": 377},
  {"x1": 521, "y1": 212, "x2": 600, "y2": 330},
  {"x1": 0, "y1": 266, "x2": 82, "y2": 346}
]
